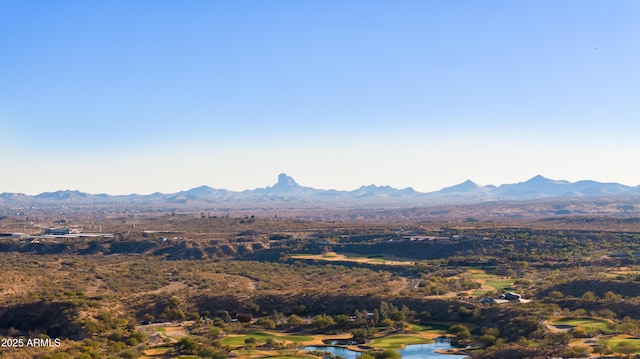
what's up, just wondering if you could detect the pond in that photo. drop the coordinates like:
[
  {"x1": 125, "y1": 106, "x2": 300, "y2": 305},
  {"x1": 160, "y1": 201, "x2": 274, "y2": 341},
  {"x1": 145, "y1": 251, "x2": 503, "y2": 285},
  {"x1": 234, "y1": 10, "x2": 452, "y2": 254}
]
[{"x1": 304, "y1": 339, "x2": 466, "y2": 359}]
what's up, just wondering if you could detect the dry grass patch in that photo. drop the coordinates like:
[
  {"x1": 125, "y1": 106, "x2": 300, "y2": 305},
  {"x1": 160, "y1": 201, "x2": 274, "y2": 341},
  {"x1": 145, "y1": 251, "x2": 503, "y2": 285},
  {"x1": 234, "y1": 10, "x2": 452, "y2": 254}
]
[
  {"x1": 142, "y1": 347, "x2": 171, "y2": 356},
  {"x1": 292, "y1": 252, "x2": 414, "y2": 266}
]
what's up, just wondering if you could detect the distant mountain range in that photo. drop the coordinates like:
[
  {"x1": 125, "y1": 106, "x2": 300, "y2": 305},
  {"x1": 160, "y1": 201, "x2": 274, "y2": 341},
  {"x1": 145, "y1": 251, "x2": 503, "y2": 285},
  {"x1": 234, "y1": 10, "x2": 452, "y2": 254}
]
[{"x1": 1, "y1": 173, "x2": 639, "y2": 208}]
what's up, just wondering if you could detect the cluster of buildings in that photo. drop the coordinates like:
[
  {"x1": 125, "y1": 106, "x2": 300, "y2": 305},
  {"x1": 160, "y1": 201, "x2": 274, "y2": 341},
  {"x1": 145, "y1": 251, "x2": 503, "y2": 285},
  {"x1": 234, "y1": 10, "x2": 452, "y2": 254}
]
[
  {"x1": 479, "y1": 292, "x2": 525, "y2": 305},
  {"x1": 1, "y1": 226, "x2": 114, "y2": 241},
  {"x1": 40, "y1": 227, "x2": 114, "y2": 239}
]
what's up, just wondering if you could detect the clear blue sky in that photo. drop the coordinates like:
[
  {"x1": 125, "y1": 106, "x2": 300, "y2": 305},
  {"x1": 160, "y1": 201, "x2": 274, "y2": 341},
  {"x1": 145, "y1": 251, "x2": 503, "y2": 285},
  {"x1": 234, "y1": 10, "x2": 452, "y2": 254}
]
[{"x1": 1, "y1": 1, "x2": 639, "y2": 195}]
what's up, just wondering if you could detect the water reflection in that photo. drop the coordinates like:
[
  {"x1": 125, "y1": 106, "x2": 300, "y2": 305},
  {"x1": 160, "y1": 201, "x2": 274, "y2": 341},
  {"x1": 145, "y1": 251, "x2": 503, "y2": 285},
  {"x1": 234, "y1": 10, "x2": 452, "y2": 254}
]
[
  {"x1": 304, "y1": 339, "x2": 466, "y2": 359},
  {"x1": 322, "y1": 339, "x2": 364, "y2": 346}
]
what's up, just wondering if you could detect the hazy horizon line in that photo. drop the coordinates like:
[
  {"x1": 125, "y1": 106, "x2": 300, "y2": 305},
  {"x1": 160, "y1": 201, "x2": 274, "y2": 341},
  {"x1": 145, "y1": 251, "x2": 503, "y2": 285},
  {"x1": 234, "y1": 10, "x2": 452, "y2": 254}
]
[{"x1": 3, "y1": 173, "x2": 639, "y2": 197}]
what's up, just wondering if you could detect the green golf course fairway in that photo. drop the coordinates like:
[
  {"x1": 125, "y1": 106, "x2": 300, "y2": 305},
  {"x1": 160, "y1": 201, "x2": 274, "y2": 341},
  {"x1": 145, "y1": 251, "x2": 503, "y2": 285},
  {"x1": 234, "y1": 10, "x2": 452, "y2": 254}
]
[
  {"x1": 370, "y1": 335, "x2": 433, "y2": 349},
  {"x1": 552, "y1": 317, "x2": 611, "y2": 331},
  {"x1": 221, "y1": 332, "x2": 313, "y2": 346}
]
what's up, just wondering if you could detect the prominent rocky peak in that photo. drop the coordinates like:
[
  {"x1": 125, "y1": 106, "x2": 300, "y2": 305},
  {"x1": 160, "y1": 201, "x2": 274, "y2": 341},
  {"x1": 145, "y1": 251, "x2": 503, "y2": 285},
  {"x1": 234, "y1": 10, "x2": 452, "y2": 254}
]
[{"x1": 270, "y1": 173, "x2": 302, "y2": 192}]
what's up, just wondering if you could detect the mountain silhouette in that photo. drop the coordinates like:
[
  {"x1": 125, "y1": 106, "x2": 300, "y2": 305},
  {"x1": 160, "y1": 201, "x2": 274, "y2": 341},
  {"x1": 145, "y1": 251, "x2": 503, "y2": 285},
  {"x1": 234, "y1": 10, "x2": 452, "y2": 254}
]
[
  {"x1": 1, "y1": 174, "x2": 638, "y2": 207},
  {"x1": 270, "y1": 173, "x2": 302, "y2": 192},
  {"x1": 437, "y1": 180, "x2": 487, "y2": 194}
]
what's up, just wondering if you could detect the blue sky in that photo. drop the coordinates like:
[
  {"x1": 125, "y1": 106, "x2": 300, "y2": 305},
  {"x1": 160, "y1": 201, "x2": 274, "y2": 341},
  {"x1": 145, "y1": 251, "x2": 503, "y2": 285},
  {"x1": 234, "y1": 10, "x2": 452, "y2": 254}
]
[{"x1": 1, "y1": 1, "x2": 639, "y2": 195}]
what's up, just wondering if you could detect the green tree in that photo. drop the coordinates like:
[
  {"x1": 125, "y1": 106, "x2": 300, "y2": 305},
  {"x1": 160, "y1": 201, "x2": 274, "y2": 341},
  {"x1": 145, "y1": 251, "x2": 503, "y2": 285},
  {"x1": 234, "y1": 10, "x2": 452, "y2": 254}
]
[
  {"x1": 176, "y1": 337, "x2": 198, "y2": 355},
  {"x1": 244, "y1": 337, "x2": 256, "y2": 352},
  {"x1": 380, "y1": 318, "x2": 394, "y2": 328},
  {"x1": 129, "y1": 331, "x2": 147, "y2": 343},
  {"x1": 546, "y1": 332, "x2": 571, "y2": 346},
  {"x1": 449, "y1": 324, "x2": 471, "y2": 340},
  {"x1": 287, "y1": 314, "x2": 304, "y2": 325},
  {"x1": 256, "y1": 317, "x2": 276, "y2": 330},
  {"x1": 479, "y1": 334, "x2": 496, "y2": 347},
  {"x1": 621, "y1": 317, "x2": 640, "y2": 336},
  {"x1": 548, "y1": 291, "x2": 563, "y2": 300},
  {"x1": 372, "y1": 309, "x2": 380, "y2": 323},
  {"x1": 596, "y1": 309, "x2": 617, "y2": 320},
  {"x1": 334, "y1": 314, "x2": 351, "y2": 327},
  {"x1": 604, "y1": 291, "x2": 621, "y2": 301},
  {"x1": 271, "y1": 309, "x2": 286, "y2": 324},
  {"x1": 216, "y1": 310, "x2": 231, "y2": 323},
  {"x1": 483, "y1": 327, "x2": 500, "y2": 337},
  {"x1": 593, "y1": 338, "x2": 612, "y2": 358},
  {"x1": 389, "y1": 311, "x2": 406, "y2": 322},
  {"x1": 107, "y1": 342, "x2": 127, "y2": 354},
  {"x1": 207, "y1": 326, "x2": 221, "y2": 339},
  {"x1": 311, "y1": 314, "x2": 335, "y2": 328},
  {"x1": 125, "y1": 337, "x2": 138, "y2": 346},
  {"x1": 517, "y1": 337, "x2": 533, "y2": 347},
  {"x1": 198, "y1": 347, "x2": 227, "y2": 359},
  {"x1": 119, "y1": 350, "x2": 139, "y2": 359},
  {"x1": 265, "y1": 337, "x2": 277, "y2": 348},
  {"x1": 615, "y1": 341, "x2": 637, "y2": 358},
  {"x1": 565, "y1": 345, "x2": 589, "y2": 358}
]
